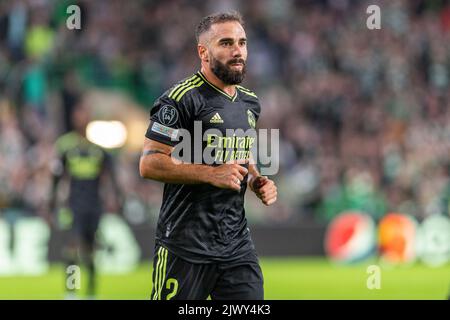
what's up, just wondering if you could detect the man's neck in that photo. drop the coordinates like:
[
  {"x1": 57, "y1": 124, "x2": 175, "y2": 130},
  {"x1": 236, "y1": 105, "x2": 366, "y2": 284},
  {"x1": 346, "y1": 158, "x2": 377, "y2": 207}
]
[{"x1": 200, "y1": 66, "x2": 236, "y2": 97}]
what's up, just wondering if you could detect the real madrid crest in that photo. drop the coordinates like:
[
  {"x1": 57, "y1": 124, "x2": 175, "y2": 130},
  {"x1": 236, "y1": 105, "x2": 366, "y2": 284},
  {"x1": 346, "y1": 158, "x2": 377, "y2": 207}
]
[{"x1": 247, "y1": 109, "x2": 256, "y2": 129}]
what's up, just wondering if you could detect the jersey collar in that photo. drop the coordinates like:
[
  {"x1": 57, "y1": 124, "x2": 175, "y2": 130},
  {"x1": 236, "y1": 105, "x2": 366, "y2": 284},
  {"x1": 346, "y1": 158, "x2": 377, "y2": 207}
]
[{"x1": 197, "y1": 71, "x2": 238, "y2": 102}]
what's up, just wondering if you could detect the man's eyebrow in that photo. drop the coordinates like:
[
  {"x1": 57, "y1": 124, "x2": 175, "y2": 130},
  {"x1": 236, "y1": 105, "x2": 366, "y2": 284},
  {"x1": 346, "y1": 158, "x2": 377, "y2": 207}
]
[
  {"x1": 218, "y1": 38, "x2": 234, "y2": 43},
  {"x1": 217, "y1": 37, "x2": 247, "y2": 43}
]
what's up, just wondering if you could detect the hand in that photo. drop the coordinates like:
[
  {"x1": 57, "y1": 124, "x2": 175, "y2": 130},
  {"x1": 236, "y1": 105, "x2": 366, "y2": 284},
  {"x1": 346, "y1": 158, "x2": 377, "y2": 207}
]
[
  {"x1": 249, "y1": 176, "x2": 277, "y2": 206},
  {"x1": 208, "y1": 163, "x2": 248, "y2": 192}
]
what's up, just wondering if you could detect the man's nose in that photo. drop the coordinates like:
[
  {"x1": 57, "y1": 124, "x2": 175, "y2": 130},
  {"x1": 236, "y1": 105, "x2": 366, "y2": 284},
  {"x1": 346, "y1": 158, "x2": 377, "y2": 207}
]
[{"x1": 231, "y1": 44, "x2": 242, "y2": 57}]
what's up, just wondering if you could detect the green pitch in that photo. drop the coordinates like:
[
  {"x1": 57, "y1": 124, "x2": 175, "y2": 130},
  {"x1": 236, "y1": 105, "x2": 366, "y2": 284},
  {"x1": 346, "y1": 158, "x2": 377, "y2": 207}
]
[{"x1": 0, "y1": 258, "x2": 448, "y2": 300}]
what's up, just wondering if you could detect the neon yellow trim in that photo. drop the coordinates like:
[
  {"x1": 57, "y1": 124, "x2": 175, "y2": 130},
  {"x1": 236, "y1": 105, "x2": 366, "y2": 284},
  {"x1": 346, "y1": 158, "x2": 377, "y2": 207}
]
[
  {"x1": 197, "y1": 72, "x2": 238, "y2": 101},
  {"x1": 168, "y1": 75, "x2": 198, "y2": 98},
  {"x1": 158, "y1": 248, "x2": 167, "y2": 300},
  {"x1": 166, "y1": 278, "x2": 178, "y2": 300},
  {"x1": 172, "y1": 77, "x2": 202, "y2": 100},
  {"x1": 236, "y1": 85, "x2": 252, "y2": 92},
  {"x1": 158, "y1": 248, "x2": 168, "y2": 299},
  {"x1": 172, "y1": 76, "x2": 202, "y2": 99},
  {"x1": 175, "y1": 80, "x2": 204, "y2": 102},
  {"x1": 238, "y1": 90, "x2": 257, "y2": 98},
  {"x1": 157, "y1": 248, "x2": 164, "y2": 300},
  {"x1": 152, "y1": 247, "x2": 163, "y2": 300},
  {"x1": 171, "y1": 76, "x2": 202, "y2": 100},
  {"x1": 237, "y1": 86, "x2": 258, "y2": 98}
]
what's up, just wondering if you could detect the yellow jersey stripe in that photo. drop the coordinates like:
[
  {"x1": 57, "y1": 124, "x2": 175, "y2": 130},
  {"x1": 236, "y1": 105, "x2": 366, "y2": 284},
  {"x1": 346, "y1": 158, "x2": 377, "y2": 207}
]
[
  {"x1": 168, "y1": 75, "x2": 199, "y2": 99},
  {"x1": 237, "y1": 86, "x2": 258, "y2": 98},
  {"x1": 175, "y1": 80, "x2": 204, "y2": 102},
  {"x1": 236, "y1": 85, "x2": 254, "y2": 92},
  {"x1": 171, "y1": 76, "x2": 202, "y2": 100}
]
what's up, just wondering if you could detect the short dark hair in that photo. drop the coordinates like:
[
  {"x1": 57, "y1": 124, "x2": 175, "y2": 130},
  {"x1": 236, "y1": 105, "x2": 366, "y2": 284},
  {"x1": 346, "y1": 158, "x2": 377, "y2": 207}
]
[{"x1": 195, "y1": 11, "x2": 244, "y2": 43}]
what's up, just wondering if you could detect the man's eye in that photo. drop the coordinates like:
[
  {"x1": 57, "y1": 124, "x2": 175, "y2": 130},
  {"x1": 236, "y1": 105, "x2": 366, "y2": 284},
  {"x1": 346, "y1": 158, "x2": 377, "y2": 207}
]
[{"x1": 221, "y1": 42, "x2": 232, "y2": 46}]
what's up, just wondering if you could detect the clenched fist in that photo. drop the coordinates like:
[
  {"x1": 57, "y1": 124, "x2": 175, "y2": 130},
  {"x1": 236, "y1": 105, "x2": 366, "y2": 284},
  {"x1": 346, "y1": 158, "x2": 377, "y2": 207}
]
[
  {"x1": 249, "y1": 176, "x2": 277, "y2": 206},
  {"x1": 208, "y1": 163, "x2": 248, "y2": 192}
]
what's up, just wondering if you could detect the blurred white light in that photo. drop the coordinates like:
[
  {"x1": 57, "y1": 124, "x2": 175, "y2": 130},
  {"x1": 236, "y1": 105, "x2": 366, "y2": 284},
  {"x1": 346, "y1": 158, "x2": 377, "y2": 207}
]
[{"x1": 86, "y1": 121, "x2": 127, "y2": 149}]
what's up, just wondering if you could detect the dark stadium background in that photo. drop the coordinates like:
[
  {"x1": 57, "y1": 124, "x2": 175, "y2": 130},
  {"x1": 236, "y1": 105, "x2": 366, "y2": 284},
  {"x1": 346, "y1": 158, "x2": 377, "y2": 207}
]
[{"x1": 0, "y1": 0, "x2": 449, "y2": 299}]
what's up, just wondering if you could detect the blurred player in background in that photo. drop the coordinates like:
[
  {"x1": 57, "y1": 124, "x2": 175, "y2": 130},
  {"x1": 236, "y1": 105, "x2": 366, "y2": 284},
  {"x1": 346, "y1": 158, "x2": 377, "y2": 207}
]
[
  {"x1": 49, "y1": 101, "x2": 122, "y2": 299},
  {"x1": 140, "y1": 12, "x2": 277, "y2": 300}
]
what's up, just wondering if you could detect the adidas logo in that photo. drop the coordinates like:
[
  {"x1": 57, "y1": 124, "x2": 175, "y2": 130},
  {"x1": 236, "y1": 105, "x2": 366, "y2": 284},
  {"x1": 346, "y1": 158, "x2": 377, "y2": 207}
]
[{"x1": 210, "y1": 113, "x2": 224, "y2": 123}]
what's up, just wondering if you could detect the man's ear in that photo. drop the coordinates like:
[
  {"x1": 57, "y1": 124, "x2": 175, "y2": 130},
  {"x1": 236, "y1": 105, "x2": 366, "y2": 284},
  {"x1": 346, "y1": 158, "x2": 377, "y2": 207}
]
[{"x1": 197, "y1": 44, "x2": 209, "y2": 62}]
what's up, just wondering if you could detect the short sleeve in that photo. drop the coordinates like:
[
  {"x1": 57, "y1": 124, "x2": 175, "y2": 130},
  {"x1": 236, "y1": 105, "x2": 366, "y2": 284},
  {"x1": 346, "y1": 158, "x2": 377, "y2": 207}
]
[
  {"x1": 253, "y1": 99, "x2": 261, "y2": 122},
  {"x1": 145, "y1": 93, "x2": 192, "y2": 146},
  {"x1": 247, "y1": 97, "x2": 261, "y2": 126}
]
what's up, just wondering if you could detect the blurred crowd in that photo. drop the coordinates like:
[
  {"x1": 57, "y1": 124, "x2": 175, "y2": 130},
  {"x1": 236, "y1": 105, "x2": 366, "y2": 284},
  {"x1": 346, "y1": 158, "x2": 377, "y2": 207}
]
[{"x1": 0, "y1": 0, "x2": 449, "y2": 226}]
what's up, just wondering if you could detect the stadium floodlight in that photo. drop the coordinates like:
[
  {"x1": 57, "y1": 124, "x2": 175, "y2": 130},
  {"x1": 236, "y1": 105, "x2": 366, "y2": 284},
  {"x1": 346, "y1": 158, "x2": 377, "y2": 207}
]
[{"x1": 86, "y1": 120, "x2": 127, "y2": 149}]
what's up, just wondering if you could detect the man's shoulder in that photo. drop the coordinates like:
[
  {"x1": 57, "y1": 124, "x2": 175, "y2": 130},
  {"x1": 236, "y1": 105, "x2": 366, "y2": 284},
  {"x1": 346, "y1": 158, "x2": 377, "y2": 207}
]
[
  {"x1": 237, "y1": 85, "x2": 260, "y2": 115},
  {"x1": 159, "y1": 72, "x2": 205, "y2": 104},
  {"x1": 236, "y1": 85, "x2": 258, "y2": 99},
  {"x1": 236, "y1": 84, "x2": 259, "y2": 101}
]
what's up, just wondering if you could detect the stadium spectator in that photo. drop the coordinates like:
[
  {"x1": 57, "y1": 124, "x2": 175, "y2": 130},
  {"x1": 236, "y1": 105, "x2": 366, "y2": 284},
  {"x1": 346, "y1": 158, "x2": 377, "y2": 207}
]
[{"x1": 0, "y1": 0, "x2": 449, "y2": 233}]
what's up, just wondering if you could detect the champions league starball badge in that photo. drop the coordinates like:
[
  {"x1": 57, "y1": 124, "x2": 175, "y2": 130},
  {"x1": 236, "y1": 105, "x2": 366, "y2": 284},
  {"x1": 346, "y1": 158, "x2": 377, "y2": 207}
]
[{"x1": 158, "y1": 105, "x2": 179, "y2": 126}]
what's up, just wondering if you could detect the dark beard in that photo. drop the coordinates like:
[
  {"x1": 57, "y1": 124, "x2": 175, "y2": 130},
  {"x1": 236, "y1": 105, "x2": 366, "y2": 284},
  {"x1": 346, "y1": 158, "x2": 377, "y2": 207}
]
[{"x1": 210, "y1": 57, "x2": 246, "y2": 85}]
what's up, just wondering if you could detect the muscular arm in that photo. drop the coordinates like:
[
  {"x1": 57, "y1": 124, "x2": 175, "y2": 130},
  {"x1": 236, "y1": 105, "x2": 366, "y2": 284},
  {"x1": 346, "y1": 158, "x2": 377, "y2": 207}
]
[
  {"x1": 139, "y1": 134, "x2": 247, "y2": 191},
  {"x1": 139, "y1": 137, "x2": 212, "y2": 184},
  {"x1": 247, "y1": 153, "x2": 261, "y2": 183}
]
